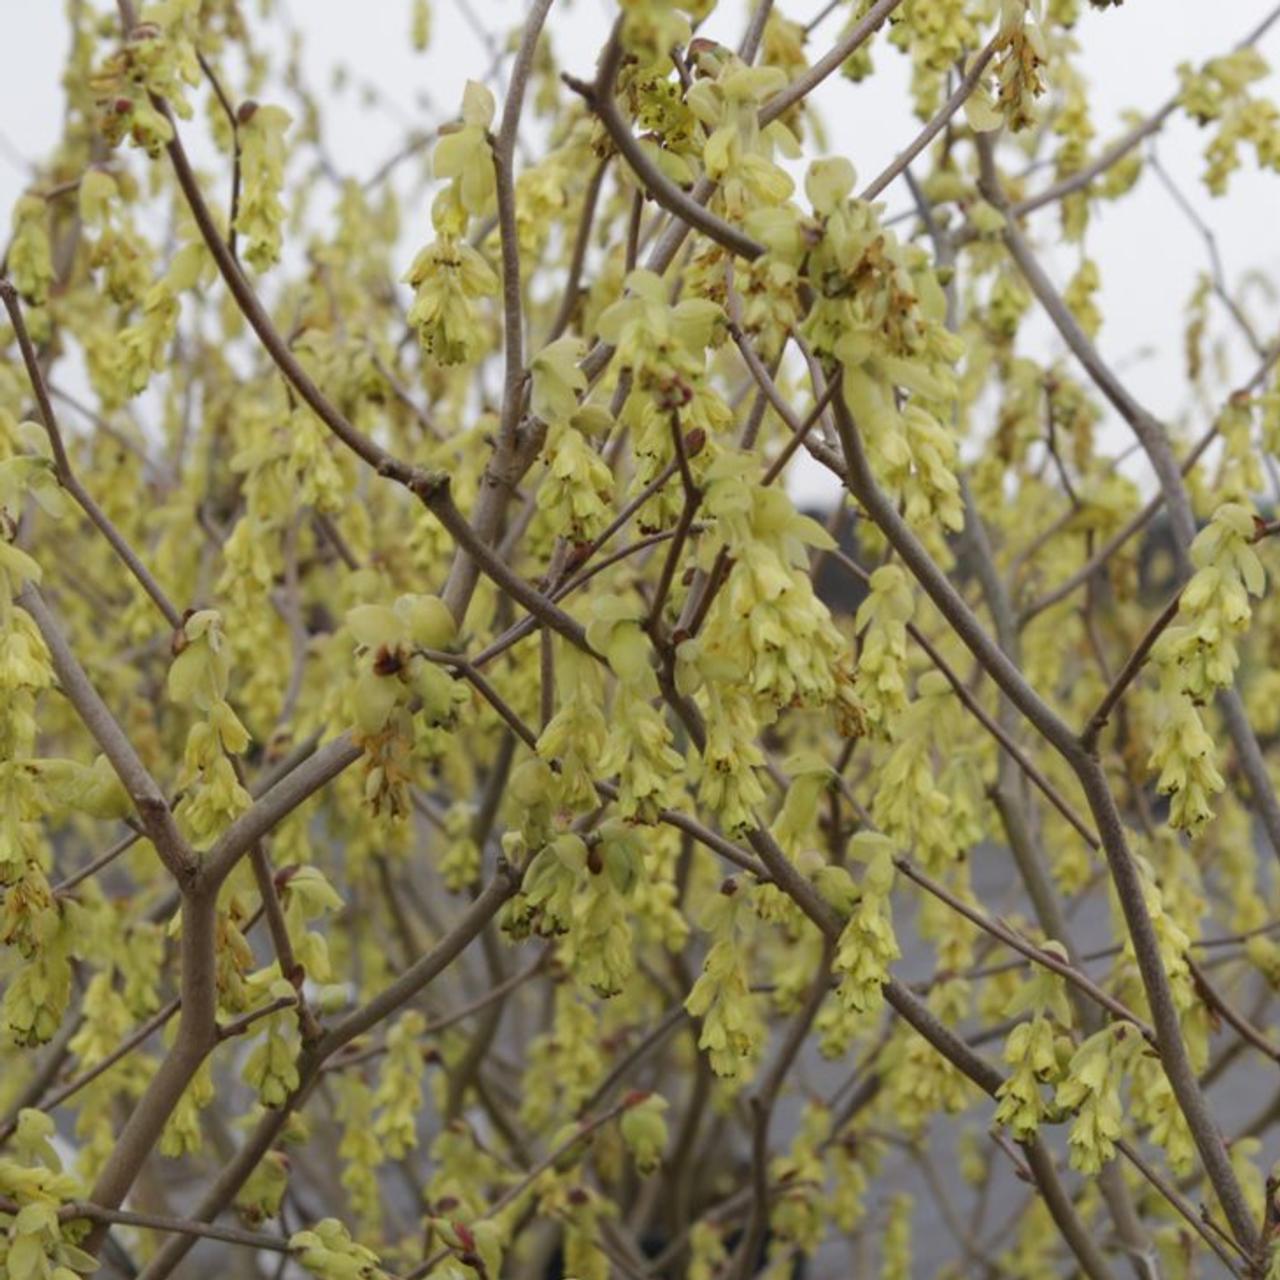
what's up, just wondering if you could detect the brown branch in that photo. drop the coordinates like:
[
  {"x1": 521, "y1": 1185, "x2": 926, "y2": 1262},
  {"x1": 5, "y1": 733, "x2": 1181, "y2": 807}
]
[
  {"x1": 411, "y1": 471, "x2": 600, "y2": 659},
  {"x1": 54, "y1": 827, "x2": 142, "y2": 895},
  {"x1": 194, "y1": 49, "x2": 242, "y2": 264},
  {"x1": 419, "y1": 647, "x2": 541, "y2": 750},
  {"x1": 133, "y1": 868, "x2": 521, "y2": 1280},
  {"x1": 981, "y1": 137, "x2": 1280, "y2": 892},
  {"x1": 47, "y1": 1200, "x2": 290, "y2": 1255},
  {"x1": 323, "y1": 951, "x2": 547, "y2": 1073},
  {"x1": 860, "y1": 37, "x2": 1000, "y2": 202},
  {"x1": 832, "y1": 389, "x2": 1259, "y2": 1255},
  {"x1": 154, "y1": 97, "x2": 423, "y2": 493},
  {"x1": 1188, "y1": 956, "x2": 1280, "y2": 1067},
  {"x1": 31, "y1": 998, "x2": 180, "y2": 1127},
  {"x1": 1115, "y1": 1139, "x2": 1246, "y2": 1276},
  {"x1": 647, "y1": 414, "x2": 702, "y2": 630},
  {"x1": 545, "y1": 155, "x2": 610, "y2": 343},
  {"x1": 217, "y1": 994, "x2": 298, "y2": 1041},
  {"x1": 757, "y1": 0, "x2": 906, "y2": 126},
  {"x1": 1081, "y1": 586, "x2": 1183, "y2": 750},
  {"x1": 246, "y1": 840, "x2": 324, "y2": 1043},
  {"x1": 733, "y1": 941, "x2": 835, "y2": 1280},
  {"x1": 827, "y1": 547, "x2": 1100, "y2": 849},
  {"x1": 1, "y1": 281, "x2": 184, "y2": 628},
  {"x1": 84, "y1": 893, "x2": 218, "y2": 1253},
  {"x1": 494, "y1": 0, "x2": 554, "y2": 455},
  {"x1": 895, "y1": 857, "x2": 1155, "y2": 1044},
  {"x1": 437, "y1": 0, "x2": 565, "y2": 626},
  {"x1": 564, "y1": 38, "x2": 765, "y2": 262},
  {"x1": 17, "y1": 584, "x2": 194, "y2": 883},
  {"x1": 1010, "y1": 2, "x2": 1280, "y2": 218},
  {"x1": 203, "y1": 735, "x2": 364, "y2": 888},
  {"x1": 1019, "y1": 421, "x2": 1218, "y2": 625}
]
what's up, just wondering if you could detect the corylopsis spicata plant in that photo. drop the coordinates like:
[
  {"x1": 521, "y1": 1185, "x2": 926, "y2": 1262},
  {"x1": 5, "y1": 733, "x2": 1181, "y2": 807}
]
[{"x1": 4, "y1": 1, "x2": 1280, "y2": 1278}]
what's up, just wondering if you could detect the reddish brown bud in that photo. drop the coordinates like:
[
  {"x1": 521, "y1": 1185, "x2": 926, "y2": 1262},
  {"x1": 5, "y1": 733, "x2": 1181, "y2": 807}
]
[
  {"x1": 273, "y1": 864, "x2": 300, "y2": 891},
  {"x1": 372, "y1": 645, "x2": 405, "y2": 676}
]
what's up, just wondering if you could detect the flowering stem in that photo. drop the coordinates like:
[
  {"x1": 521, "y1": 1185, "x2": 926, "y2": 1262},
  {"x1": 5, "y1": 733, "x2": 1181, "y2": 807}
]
[
  {"x1": 757, "y1": 0, "x2": 905, "y2": 126},
  {"x1": 1, "y1": 281, "x2": 184, "y2": 629},
  {"x1": 895, "y1": 856, "x2": 1155, "y2": 1044},
  {"x1": 1082, "y1": 586, "x2": 1184, "y2": 750},
  {"x1": 565, "y1": 37, "x2": 765, "y2": 262},
  {"x1": 983, "y1": 138, "x2": 1280, "y2": 888},
  {"x1": 134, "y1": 868, "x2": 521, "y2": 1280},
  {"x1": 860, "y1": 36, "x2": 1000, "y2": 202},
  {"x1": 18, "y1": 585, "x2": 193, "y2": 882}
]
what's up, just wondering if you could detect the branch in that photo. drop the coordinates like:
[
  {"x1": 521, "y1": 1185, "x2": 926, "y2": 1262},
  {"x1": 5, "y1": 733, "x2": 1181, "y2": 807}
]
[
  {"x1": 828, "y1": 547, "x2": 1100, "y2": 849},
  {"x1": 50, "y1": 1201, "x2": 290, "y2": 1255},
  {"x1": 859, "y1": 37, "x2": 999, "y2": 202},
  {"x1": 246, "y1": 840, "x2": 323, "y2": 1043},
  {"x1": 54, "y1": 827, "x2": 142, "y2": 895},
  {"x1": 203, "y1": 735, "x2": 364, "y2": 888},
  {"x1": 734, "y1": 941, "x2": 835, "y2": 1280},
  {"x1": 493, "y1": 0, "x2": 555, "y2": 453},
  {"x1": 832, "y1": 389, "x2": 1259, "y2": 1255},
  {"x1": 19, "y1": 998, "x2": 179, "y2": 1131},
  {"x1": 17, "y1": 584, "x2": 194, "y2": 883},
  {"x1": 647, "y1": 414, "x2": 702, "y2": 629},
  {"x1": 323, "y1": 951, "x2": 546, "y2": 1073},
  {"x1": 420, "y1": 647, "x2": 541, "y2": 750},
  {"x1": 1082, "y1": 586, "x2": 1183, "y2": 750},
  {"x1": 1074, "y1": 759, "x2": 1258, "y2": 1255},
  {"x1": 194, "y1": 49, "x2": 242, "y2": 265},
  {"x1": 565, "y1": 38, "x2": 765, "y2": 262},
  {"x1": 1115, "y1": 1139, "x2": 1246, "y2": 1277},
  {"x1": 134, "y1": 868, "x2": 521, "y2": 1280},
  {"x1": 727, "y1": 321, "x2": 845, "y2": 475},
  {"x1": 1019, "y1": 1140, "x2": 1120, "y2": 1280},
  {"x1": 1, "y1": 280, "x2": 184, "y2": 628},
  {"x1": 158, "y1": 110, "x2": 418, "y2": 488},
  {"x1": 830, "y1": 396, "x2": 1080, "y2": 759},
  {"x1": 593, "y1": 779, "x2": 768, "y2": 877},
  {"x1": 411, "y1": 471, "x2": 600, "y2": 659},
  {"x1": 1188, "y1": 956, "x2": 1280, "y2": 1067},
  {"x1": 84, "y1": 893, "x2": 218, "y2": 1251},
  {"x1": 315, "y1": 864, "x2": 522, "y2": 1056},
  {"x1": 1019, "y1": 421, "x2": 1219, "y2": 625},
  {"x1": 216, "y1": 994, "x2": 298, "y2": 1041},
  {"x1": 981, "y1": 138, "x2": 1280, "y2": 883},
  {"x1": 545, "y1": 155, "x2": 610, "y2": 342},
  {"x1": 758, "y1": 0, "x2": 906, "y2": 126},
  {"x1": 469, "y1": 525, "x2": 679, "y2": 670},
  {"x1": 1010, "y1": 2, "x2": 1280, "y2": 217},
  {"x1": 1146, "y1": 146, "x2": 1264, "y2": 355},
  {"x1": 895, "y1": 857, "x2": 1155, "y2": 1044}
]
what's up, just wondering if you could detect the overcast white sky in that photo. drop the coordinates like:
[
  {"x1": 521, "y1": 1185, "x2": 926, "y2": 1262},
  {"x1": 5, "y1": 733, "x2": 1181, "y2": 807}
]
[{"x1": 3, "y1": 1, "x2": 1279, "y2": 505}]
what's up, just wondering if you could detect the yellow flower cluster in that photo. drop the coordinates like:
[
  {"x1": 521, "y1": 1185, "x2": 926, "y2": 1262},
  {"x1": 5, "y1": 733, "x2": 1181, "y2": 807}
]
[{"x1": 1148, "y1": 504, "x2": 1265, "y2": 831}]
